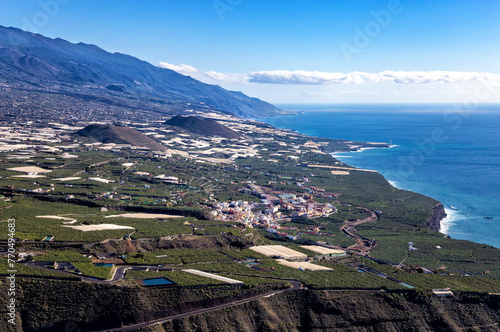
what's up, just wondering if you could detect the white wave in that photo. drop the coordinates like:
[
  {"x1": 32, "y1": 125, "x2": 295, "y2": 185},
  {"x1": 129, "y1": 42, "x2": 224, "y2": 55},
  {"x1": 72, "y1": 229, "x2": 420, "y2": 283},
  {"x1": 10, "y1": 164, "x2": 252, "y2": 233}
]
[
  {"x1": 353, "y1": 147, "x2": 379, "y2": 153},
  {"x1": 387, "y1": 180, "x2": 402, "y2": 189},
  {"x1": 331, "y1": 154, "x2": 352, "y2": 158},
  {"x1": 440, "y1": 207, "x2": 458, "y2": 235},
  {"x1": 331, "y1": 142, "x2": 395, "y2": 159}
]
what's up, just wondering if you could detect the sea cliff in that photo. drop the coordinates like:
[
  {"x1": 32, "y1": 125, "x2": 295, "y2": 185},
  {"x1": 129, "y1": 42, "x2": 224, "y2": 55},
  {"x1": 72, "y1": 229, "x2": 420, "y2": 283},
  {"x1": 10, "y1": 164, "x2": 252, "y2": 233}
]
[{"x1": 427, "y1": 203, "x2": 447, "y2": 232}]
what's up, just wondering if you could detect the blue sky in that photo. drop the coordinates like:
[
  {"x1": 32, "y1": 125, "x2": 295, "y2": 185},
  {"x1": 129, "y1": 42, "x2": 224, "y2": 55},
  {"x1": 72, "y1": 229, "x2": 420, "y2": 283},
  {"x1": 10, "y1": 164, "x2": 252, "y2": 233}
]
[{"x1": 1, "y1": 0, "x2": 499, "y2": 103}]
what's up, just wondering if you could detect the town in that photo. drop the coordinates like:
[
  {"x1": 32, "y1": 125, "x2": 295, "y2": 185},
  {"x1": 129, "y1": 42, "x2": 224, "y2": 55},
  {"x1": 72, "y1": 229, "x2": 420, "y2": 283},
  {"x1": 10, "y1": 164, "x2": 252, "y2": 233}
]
[{"x1": 211, "y1": 183, "x2": 337, "y2": 239}]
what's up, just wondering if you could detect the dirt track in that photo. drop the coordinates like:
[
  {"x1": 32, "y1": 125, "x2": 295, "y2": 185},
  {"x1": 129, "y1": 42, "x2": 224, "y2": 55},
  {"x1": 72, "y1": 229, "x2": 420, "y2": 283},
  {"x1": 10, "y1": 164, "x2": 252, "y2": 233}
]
[{"x1": 341, "y1": 208, "x2": 378, "y2": 254}]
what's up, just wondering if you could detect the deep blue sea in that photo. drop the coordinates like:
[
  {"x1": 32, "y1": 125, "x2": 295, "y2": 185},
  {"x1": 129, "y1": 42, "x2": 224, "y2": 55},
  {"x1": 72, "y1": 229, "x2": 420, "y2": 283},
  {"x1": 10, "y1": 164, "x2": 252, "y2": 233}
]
[{"x1": 260, "y1": 104, "x2": 500, "y2": 249}]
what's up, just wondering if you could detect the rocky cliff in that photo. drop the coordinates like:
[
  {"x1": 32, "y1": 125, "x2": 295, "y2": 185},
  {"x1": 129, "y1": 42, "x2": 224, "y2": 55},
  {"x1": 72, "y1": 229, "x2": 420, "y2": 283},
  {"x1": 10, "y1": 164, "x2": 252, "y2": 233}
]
[
  {"x1": 160, "y1": 290, "x2": 500, "y2": 332},
  {"x1": 15, "y1": 279, "x2": 499, "y2": 332},
  {"x1": 427, "y1": 203, "x2": 447, "y2": 232}
]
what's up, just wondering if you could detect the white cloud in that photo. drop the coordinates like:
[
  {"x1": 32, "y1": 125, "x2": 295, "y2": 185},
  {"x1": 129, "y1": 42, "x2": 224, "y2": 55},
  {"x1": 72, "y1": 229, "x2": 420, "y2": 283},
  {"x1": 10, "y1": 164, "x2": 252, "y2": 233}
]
[
  {"x1": 158, "y1": 61, "x2": 500, "y2": 90},
  {"x1": 204, "y1": 71, "x2": 249, "y2": 84},
  {"x1": 158, "y1": 61, "x2": 199, "y2": 74},
  {"x1": 248, "y1": 70, "x2": 500, "y2": 85}
]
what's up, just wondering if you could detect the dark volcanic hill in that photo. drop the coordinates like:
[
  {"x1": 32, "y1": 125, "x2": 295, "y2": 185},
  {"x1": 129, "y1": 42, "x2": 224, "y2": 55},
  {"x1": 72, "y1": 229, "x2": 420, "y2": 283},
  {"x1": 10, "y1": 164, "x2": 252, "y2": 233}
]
[
  {"x1": 165, "y1": 116, "x2": 241, "y2": 139},
  {"x1": 76, "y1": 124, "x2": 167, "y2": 151},
  {"x1": 0, "y1": 25, "x2": 280, "y2": 119}
]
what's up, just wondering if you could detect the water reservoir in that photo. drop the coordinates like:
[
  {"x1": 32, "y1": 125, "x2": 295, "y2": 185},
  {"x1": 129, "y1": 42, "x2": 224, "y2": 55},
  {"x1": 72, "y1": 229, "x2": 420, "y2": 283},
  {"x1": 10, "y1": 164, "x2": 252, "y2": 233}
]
[
  {"x1": 93, "y1": 263, "x2": 114, "y2": 267},
  {"x1": 141, "y1": 277, "x2": 176, "y2": 286}
]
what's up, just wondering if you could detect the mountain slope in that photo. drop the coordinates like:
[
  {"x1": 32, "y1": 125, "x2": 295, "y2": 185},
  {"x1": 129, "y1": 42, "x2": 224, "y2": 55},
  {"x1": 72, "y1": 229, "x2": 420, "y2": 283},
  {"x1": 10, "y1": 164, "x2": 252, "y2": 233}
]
[
  {"x1": 0, "y1": 25, "x2": 280, "y2": 118},
  {"x1": 165, "y1": 116, "x2": 241, "y2": 139},
  {"x1": 76, "y1": 124, "x2": 168, "y2": 151}
]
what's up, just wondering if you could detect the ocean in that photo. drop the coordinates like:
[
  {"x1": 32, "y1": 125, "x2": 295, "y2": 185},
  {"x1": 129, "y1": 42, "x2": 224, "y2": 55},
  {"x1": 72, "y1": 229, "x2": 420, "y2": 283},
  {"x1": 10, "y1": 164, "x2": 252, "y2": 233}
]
[{"x1": 260, "y1": 104, "x2": 500, "y2": 249}]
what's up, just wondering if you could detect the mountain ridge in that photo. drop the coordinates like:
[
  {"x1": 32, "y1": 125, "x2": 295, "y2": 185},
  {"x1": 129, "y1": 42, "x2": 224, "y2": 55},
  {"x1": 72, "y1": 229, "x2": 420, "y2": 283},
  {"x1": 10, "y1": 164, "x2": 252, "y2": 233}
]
[{"x1": 0, "y1": 25, "x2": 280, "y2": 119}]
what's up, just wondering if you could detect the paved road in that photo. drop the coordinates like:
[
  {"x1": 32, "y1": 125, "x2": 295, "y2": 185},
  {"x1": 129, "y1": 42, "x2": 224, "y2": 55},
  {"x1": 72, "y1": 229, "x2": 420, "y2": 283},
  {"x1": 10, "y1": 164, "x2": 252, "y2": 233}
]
[
  {"x1": 94, "y1": 280, "x2": 302, "y2": 332},
  {"x1": 108, "y1": 266, "x2": 128, "y2": 282},
  {"x1": 22, "y1": 262, "x2": 302, "y2": 331},
  {"x1": 23, "y1": 262, "x2": 153, "y2": 283}
]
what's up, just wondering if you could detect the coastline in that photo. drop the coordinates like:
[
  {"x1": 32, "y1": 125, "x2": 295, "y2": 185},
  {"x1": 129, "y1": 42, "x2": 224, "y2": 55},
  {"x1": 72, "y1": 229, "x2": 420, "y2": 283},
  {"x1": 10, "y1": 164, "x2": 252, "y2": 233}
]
[
  {"x1": 310, "y1": 135, "x2": 450, "y2": 234},
  {"x1": 439, "y1": 207, "x2": 456, "y2": 235},
  {"x1": 385, "y1": 180, "x2": 450, "y2": 235},
  {"x1": 335, "y1": 144, "x2": 398, "y2": 154},
  {"x1": 259, "y1": 109, "x2": 500, "y2": 249},
  {"x1": 332, "y1": 151, "x2": 449, "y2": 234}
]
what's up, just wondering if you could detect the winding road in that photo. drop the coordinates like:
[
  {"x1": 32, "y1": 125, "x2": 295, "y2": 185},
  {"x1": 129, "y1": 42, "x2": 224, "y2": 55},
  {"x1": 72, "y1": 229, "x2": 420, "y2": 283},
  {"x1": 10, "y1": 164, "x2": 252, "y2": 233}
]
[
  {"x1": 22, "y1": 261, "x2": 301, "y2": 331},
  {"x1": 24, "y1": 262, "x2": 150, "y2": 283},
  {"x1": 341, "y1": 207, "x2": 378, "y2": 254},
  {"x1": 95, "y1": 280, "x2": 301, "y2": 332},
  {"x1": 17, "y1": 206, "x2": 380, "y2": 331}
]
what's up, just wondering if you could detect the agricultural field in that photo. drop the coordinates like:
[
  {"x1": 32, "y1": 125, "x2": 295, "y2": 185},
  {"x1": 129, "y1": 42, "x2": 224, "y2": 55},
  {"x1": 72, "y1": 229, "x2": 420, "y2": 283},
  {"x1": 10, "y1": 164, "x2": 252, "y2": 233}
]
[
  {"x1": 124, "y1": 249, "x2": 233, "y2": 265},
  {"x1": 357, "y1": 223, "x2": 500, "y2": 279},
  {"x1": 0, "y1": 197, "x2": 197, "y2": 242},
  {"x1": 179, "y1": 260, "x2": 405, "y2": 290},
  {"x1": 0, "y1": 117, "x2": 499, "y2": 332}
]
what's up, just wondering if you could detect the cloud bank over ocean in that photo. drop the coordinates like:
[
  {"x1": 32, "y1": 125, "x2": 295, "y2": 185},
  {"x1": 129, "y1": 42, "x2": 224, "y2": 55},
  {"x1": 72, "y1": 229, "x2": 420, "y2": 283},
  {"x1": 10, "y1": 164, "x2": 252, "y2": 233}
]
[
  {"x1": 247, "y1": 70, "x2": 500, "y2": 85},
  {"x1": 158, "y1": 61, "x2": 500, "y2": 86}
]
